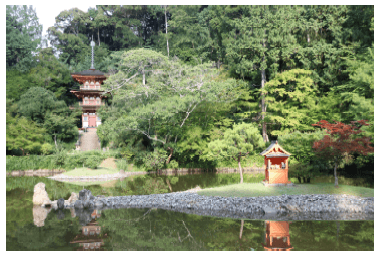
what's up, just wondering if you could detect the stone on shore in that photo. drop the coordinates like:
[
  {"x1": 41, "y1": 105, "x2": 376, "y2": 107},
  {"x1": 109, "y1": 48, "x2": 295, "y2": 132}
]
[
  {"x1": 67, "y1": 192, "x2": 78, "y2": 204},
  {"x1": 57, "y1": 198, "x2": 65, "y2": 209},
  {"x1": 33, "y1": 182, "x2": 51, "y2": 206}
]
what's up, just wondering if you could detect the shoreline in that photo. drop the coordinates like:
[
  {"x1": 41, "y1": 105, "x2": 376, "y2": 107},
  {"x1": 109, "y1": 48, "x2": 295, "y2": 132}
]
[{"x1": 50, "y1": 190, "x2": 374, "y2": 221}]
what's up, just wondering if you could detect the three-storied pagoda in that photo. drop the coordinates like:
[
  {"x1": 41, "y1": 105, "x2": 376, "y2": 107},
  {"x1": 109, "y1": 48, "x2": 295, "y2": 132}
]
[{"x1": 70, "y1": 39, "x2": 107, "y2": 128}]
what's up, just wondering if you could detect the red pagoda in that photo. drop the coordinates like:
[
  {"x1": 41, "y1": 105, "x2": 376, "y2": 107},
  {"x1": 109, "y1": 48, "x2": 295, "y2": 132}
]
[{"x1": 70, "y1": 39, "x2": 107, "y2": 128}]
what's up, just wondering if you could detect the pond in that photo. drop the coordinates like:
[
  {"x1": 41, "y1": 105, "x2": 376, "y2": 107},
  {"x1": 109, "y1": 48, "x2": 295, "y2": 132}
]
[
  {"x1": 6, "y1": 174, "x2": 374, "y2": 251},
  {"x1": 6, "y1": 193, "x2": 374, "y2": 251}
]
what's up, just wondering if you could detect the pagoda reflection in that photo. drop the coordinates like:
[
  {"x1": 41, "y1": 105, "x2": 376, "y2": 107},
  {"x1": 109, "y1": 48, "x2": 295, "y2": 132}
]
[
  {"x1": 261, "y1": 220, "x2": 293, "y2": 251},
  {"x1": 70, "y1": 209, "x2": 107, "y2": 251}
]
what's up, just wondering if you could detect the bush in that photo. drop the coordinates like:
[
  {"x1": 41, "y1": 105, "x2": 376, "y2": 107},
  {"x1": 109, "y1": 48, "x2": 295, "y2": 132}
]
[
  {"x1": 167, "y1": 160, "x2": 179, "y2": 169},
  {"x1": 41, "y1": 143, "x2": 54, "y2": 155},
  {"x1": 116, "y1": 159, "x2": 128, "y2": 171},
  {"x1": 84, "y1": 155, "x2": 101, "y2": 169},
  {"x1": 54, "y1": 150, "x2": 67, "y2": 167}
]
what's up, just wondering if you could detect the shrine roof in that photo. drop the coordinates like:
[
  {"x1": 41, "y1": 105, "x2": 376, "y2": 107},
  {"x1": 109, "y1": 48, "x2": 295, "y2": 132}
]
[
  {"x1": 259, "y1": 140, "x2": 291, "y2": 156},
  {"x1": 71, "y1": 69, "x2": 106, "y2": 76},
  {"x1": 266, "y1": 153, "x2": 291, "y2": 157}
]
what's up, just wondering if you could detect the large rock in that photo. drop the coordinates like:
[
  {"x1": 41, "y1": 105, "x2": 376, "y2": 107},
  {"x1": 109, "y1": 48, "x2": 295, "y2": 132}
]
[
  {"x1": 57, "y1": 198, "x2": 65, "y2": 209},
  {"x1": 79, "y1": 189, "x2": 95, "y2": 201},
  {"x1": 33, "y1": 182, "x2": 51, "y2": 206},
  {"x1": 67, "y1": 192, "x2": 79, "y2": 204},
  {"x1": 33, "y1": 205, "x2": 51, "y2": 227}
]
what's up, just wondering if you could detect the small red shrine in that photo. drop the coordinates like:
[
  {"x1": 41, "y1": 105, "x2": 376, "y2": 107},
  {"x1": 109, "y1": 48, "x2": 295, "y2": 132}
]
[
  {"x1": 261, "y1": 221, "x2": 293, "y2": 251},
  {"x1": 259, "y1": 140, "x2": 292, "y2": 186},
  {"x1": 70, "y1": 39, "x2": 107, "y2": 128}
]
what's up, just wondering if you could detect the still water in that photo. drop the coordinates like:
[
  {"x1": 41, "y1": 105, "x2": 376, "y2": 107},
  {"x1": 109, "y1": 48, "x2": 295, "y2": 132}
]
[{"x1": 7, "y1": 204, "x2": 374, "y2": 251}]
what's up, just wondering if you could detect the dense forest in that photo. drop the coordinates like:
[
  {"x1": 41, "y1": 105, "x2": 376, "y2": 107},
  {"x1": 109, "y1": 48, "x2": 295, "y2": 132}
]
[{"x1": 6, "y1": 5, "x2": 374, "y2": 178}]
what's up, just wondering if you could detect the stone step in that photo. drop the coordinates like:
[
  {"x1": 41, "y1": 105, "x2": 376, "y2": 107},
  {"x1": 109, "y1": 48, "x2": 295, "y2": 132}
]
[{"x1": 79, "y1": 128, "x2": 101, "y2": 151}]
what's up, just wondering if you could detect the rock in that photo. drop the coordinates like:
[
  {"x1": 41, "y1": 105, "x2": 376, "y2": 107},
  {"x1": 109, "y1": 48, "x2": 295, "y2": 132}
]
[
  {"x1": 67, "y1": 192, "x2": 78, "y2": 204},
  {"x1": 94, "y1": 201, "x2": 104, "y2": 208},
  {"x1": 57, "y1": 198, "x2": 65, "y2": 209},
  {"x1": 74, "y1": 200, "x2": 83, "y2": 209},
  {"x1": 79, "y1": 189, "x2": 94, "y2": 201},
  {"x1": 33, "y1": 205, "x2": 51, "y2": 227},
  {"x1": 262, "y1": 205, "x2": 279, "y2": 215},
  {"x1": 83, "y1": 200, "x2": 94, "y2": 209},
  {"x1": 33, "y1": 182, "x2": 51, "y2": 206}
]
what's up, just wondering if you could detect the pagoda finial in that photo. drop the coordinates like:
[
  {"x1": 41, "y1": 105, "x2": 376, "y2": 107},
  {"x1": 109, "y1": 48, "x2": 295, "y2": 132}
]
[{"x1": 90, "y1": 35, "x2": 95, "y2": 70}]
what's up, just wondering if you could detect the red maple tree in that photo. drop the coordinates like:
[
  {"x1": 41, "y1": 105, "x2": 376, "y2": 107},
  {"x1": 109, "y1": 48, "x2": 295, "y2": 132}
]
[{"x1": 311, "y1": 120, "x2": 374, "y2": 187}]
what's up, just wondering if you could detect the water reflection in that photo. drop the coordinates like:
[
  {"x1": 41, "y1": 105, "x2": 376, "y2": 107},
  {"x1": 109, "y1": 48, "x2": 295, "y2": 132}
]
[
  {"x1": 70, "y1": 210, "x2": 107, "y2": 251},
  {"x1": 261, "y1": 221, "x2": 293, "y2": 251},
  {"x1": 28, "y1": 206, "x2": 373, "y2": 251}
]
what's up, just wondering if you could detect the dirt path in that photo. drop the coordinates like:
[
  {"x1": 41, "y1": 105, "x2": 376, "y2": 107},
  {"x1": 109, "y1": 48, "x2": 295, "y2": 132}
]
[{"x1": 99, "y1": 158, "x2": 117, "y2": 169}]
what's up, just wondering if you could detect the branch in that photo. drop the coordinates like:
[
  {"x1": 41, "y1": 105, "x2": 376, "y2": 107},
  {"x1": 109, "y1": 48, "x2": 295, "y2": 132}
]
[{"x1": 180, "y1": 102, "x2": 198, "y2": 128}]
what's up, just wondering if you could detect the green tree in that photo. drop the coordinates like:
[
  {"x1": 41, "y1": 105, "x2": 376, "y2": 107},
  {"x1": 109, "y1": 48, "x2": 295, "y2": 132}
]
[
  {"x1": 225, "y1": 5, "x2": 302, "y2": 142},
  {"x1": 261, "y1": 69, "x2": 319, "y2": 135},
  {"x1": 207, "y1": 123, "x2": 265, "y2": 183},
  {"x1": 6, "y1": 113, "x2": 46, "y2": 155},
  {"x1": 6, "y1": 5, "x2": 42, "y2": 71},
  {"x1": 17, "y1": 87, "x2": 68, "y2": 124}
]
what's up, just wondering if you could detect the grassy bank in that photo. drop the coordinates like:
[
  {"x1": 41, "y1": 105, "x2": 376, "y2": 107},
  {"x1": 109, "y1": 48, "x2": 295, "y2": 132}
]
[{"x1": 198, "y1": 183, "x2": 374, "y2": 198}]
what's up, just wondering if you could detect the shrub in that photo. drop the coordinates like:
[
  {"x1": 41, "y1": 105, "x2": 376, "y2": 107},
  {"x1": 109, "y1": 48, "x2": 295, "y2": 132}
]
[
  {"x1": 54, "y1": 150, "x2": 67, "y2": 167},
  {"x1": 84, "y1": 155, "x2": 101, "y2": 169},
  {"x1": 41, "y1": 143, "x2": 54, "y2": 155},
  {"x1": 116, "y1": 159, "x2": 128, "y2": 171},
  {"x1": 167, "y1": 160, "x2": 179, "y2": 169}
]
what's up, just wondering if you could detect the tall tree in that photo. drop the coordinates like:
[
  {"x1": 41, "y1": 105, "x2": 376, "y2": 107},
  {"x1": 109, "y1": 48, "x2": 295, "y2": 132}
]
[
  {"x1": 312, "y1": 120, "x2": 374, "y2": 187},
  {"x1": 226, "y1": 5, "x2": 302, "y2": 142},
  {"x1": 6, "y1": 5, "x2": 42, "y2": 71}
]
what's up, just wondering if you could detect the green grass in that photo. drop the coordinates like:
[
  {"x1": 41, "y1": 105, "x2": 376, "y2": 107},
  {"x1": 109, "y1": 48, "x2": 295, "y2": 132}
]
[
  {"x1": 63, "y1": 167, "x2": 120, "y2": 176},
  {"x1": 198, "y1": 182, "x2": 374, "y2": 198},
  {"x1": 63, "y1": 180, "x2": 118, "y2": 186}
]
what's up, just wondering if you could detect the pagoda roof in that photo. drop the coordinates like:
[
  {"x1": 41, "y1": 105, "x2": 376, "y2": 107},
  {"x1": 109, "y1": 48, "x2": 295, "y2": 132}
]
[
  {"x1": 260, "y1": 140, "x2": 291, "y2": 156},
  {"x1": 71, "y1": 69, "x2": 106, "y2": 76}
]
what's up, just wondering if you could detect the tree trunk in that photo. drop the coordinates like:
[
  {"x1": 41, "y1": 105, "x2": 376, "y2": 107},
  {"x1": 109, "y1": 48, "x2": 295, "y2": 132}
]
[
  {"x1": 334, "y1": 158, "x2": 339, "y2": 187},
  {"x1": 166, "y1": 147, "x2": 173, "y2": 164},
  {"x1": 54, "y1": 134, "x2": 57, "y2": 149},
  {"x1": 142, "y1": 70, "x2": 145, "y2": 85},
  {"x1": 261, "y1": 68, "x2": 269, "y2": 143},
  {"x1": 98, "y1": 28, "x2": 100, "y2": 46},
  {"x1": 165, "y1": 6, "x2": 169, "y2": 57},
  {"x1": 239, "y1": 219, "x2": 244, "y2": 240},
  {"x1": 238, "y1": 154, "x2": 243, "y2": 184},
  {"x1": 21, "y1": 148, "x2": 25, "y2": 156},
  {"x1": 261, "y1": 28, "x2": 269, "y2": 143}
]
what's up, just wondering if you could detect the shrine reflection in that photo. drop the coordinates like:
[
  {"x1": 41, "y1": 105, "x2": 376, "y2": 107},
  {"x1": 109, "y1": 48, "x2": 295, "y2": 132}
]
[{"x1": 261, "y1": 220, "x2": 293, "y2": 251}]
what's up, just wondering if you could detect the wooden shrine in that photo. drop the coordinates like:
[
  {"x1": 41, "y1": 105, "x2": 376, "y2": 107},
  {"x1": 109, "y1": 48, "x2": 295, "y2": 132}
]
[{"x1": 259, "y1": 140, "x2": 292, "y2": 186}]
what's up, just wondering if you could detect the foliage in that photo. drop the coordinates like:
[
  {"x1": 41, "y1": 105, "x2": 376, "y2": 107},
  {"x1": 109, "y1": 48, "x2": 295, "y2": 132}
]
[
  {"x1": 84, "y1": 155, "x2": 101, "y2": 169},
  {"x1": 6, "y1": 113, "x2": 46, "y2": 155},
  {"x1": 312, "y1": 120, "x2": 374, "y2": 186},
  {"x1": 278, "y1": 130, "x2": 329, "y2": 177},
  {"x1": 136, "y1": 148, "x2": 168, "y2": 172},
  {"x1": 207, "y1": 123, "x2": 265, "y2": 183},
  {"x1": 261, "y1": 69, "x2": 319, "y2": 135},
  {"x1": 116, "y1": 159, "x2": 129, "y2": 171},
  {"x1": 41, "y1": 143, "x2": 54, "y2": 155},
  {"x1": 6, "y1": 5, "x2": 42, "y2": 71}
]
